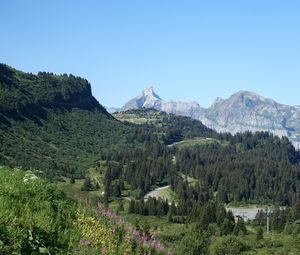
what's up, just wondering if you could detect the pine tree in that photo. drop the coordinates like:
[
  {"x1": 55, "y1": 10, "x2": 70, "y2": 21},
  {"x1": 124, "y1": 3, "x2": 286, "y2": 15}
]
[
  {"x1": 81, "y1": 177, "x2": 92, "y2": 191},
  {"x1": 113, "y1": 181, "x2": 122, "y2": 198},
  {"x1": 167, "y1": 209, "x2": 173, "y2": 223},
  {"x1": 116, "y1": 199, "x2": 124, "y2": 213},
  {"x1": 128, "y1": 199, "x2": 135, "y2": 214},
  {"x1": 233, "y1": 217, "x2": 247, "y2": 236},
  {"x1": 256, "y1": 226, "x2": 264, "y2": 240}
]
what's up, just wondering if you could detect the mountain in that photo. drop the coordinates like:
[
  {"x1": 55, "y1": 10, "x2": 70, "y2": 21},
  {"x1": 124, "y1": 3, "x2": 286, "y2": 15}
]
[
  {"x1": 119, "y1": 86, "x2": 203, "y2": 118},
  {"x1": 198, "y1": 91, "x2": 300, "y2": 148},
  {"x1": 0, "y1": 64, "x2": 133, "y2": 178},
  {"x1": 118, "y1": 87, "x2": 300, "y2": 148},
  {"x1": 121, "y1": 86, "x2": 162, "y2": 111}
]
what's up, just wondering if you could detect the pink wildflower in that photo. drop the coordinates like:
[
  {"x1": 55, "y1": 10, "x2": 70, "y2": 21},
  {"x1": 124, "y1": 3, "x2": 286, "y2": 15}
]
[
  {"x1": 142, "y1": 233, "x2": 148, "y2": 247},
  {"x1": 101, "y1": 245, "x2": 107, "y2": 255}
]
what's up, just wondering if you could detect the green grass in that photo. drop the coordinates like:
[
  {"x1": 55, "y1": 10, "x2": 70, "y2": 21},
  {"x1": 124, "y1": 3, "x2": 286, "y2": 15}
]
[
  {"x1": 180, "y1": 173, "x2": 200, "y2": 186},
  {"x1": 0, "y1": 167, "x2": 80, "y2": 254},
  {"x1": 114, "y1": 112, "x2": 164, "y2": 125},
  {"x1": 157, "y1": 187, "x2": 176, "y2": 201},
  {"x1": 169, "y1": 137, "x2": 229, "y2": 148},
  {"x1": 243, "y1": 231, "x2": 300, "y2": 254}
]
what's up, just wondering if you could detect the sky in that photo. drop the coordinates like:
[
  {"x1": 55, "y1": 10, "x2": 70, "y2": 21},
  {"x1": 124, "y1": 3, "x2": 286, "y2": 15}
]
[{"x1": 1, "y1": 0, "x2": 300, "y2": 108}]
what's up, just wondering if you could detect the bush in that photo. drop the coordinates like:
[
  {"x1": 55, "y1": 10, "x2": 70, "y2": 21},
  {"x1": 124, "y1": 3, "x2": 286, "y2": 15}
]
[
  {"x1": 177, "y1": 230, "x2": 210, "y2": 255},
  {"x1": 283, "y1": 223, "x2": 300, "y2": 235},
  {"x1": 209, "y1": 235, "x2": 251, "y2": 255},
  {"x1": 256, "y1": 226, "x2": 264, "y2": 240}
]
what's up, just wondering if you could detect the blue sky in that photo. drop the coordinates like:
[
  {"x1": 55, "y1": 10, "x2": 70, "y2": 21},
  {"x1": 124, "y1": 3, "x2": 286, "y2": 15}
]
[{"x1": 1, "y1": 0, "x2": 300, "y2": 108}]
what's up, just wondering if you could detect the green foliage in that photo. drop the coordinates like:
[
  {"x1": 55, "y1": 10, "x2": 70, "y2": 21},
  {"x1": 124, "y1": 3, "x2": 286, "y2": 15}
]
[
  {"x1": 209, "y1": 235, "x2": 251, "y2": 255},
  {"x1": 0, "y1": 167, "x2": 79, "y2": 254},
  {"x1": 175, "y1": 131, "x2": 300, "y2": 206},
  {"x1": 233, "y1": 218, "x2": 247, "y2": 236},
  {"x1": 115, "y1": 108, "x2": 218, "y2": 145},
  {"x1": 81, "y1": 177, "x2": 93, "y2": 191},
  {"x1": 256, "y1": 226, "x2": 264, "y2": 240},
  {"x1": 0, "y1": 64, "x2": 134, "y2": 178},
  {"x1": 177, "y1": 230, "x2": 210, "y2": 255},
  {"x1": 0, "y1": 167, "x2": 170, "y2": 254}
]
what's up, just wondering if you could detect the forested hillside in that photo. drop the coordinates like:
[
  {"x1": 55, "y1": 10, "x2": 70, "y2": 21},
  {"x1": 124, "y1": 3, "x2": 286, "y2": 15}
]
[
  {"x1": 114, "y1": 108, "x2": 218, "y2": 144},
  {"x1": 0, "y1": 64, "x2": 134, "y2": 178},
  {"x1": 107, "y1": 110, "x2": 300, "y2": 207}
]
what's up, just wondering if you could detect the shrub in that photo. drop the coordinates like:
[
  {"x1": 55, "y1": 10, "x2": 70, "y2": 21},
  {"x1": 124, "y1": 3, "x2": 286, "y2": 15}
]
[
  {"x1": 209, "y1": 235, "x2": 251, "y2": 255},
  {"x1": 256, "y1": 226, "x2": 264, "y2": 240}
]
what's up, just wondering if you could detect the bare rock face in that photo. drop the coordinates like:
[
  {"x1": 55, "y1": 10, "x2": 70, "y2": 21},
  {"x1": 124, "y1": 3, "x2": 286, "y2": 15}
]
[
  {"x1": 116, "y1": 87, "x2": 300, "y2": 148},
  {"x1": 198, "y1": 91, "x2": 300, "y2": 148},
  {"x1": 160, "y1": 101, "x2": 202, "y2": 118},
  {"x1": 120, "y1": 86, "x2": 202, "y2": 116},
  {"x1": 120, "y1": 86, "x2": 162, "y2": 111}
]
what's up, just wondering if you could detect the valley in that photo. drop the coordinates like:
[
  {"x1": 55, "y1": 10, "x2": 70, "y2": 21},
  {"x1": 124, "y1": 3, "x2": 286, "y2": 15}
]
[{"x1": 1, "y1": 65, "x2": 300, "y2": 254}]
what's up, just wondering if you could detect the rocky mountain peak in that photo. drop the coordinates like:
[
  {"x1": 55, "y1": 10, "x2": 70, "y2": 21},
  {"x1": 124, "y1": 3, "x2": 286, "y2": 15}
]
[
  {"x1": 211, "y1": 97, "x2": 224, "y2": 107},
  {"x1": 142, "y1": 86, "x2": 153, "y2": 95},
  {"x1": 141, "y1": 86, "x2": 161, "y2": 100},
  {"x1": 232, "y1": 90, "x2": 267, "y2": 102}
]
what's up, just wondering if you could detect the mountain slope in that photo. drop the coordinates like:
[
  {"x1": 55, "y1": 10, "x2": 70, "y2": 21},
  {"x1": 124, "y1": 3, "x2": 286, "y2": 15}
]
[
  {"x1": 118, "y1": 87, "x2": 300, "y2": 148},
  {"x1": 119, "y1": 86, "x2": 202, "y2": 118},
  {"x1": 198, "y1": 91, "x2": 300, "y2": 148},
  {"x1": 113, "y1": 108, "x2": 218, "y2": 144},
  {"x1": 0, "y1": 64, "x2": 133, "y2": 178},
  {"x1": 121, "y1": 86, "x2": 162, "y2": 111}
]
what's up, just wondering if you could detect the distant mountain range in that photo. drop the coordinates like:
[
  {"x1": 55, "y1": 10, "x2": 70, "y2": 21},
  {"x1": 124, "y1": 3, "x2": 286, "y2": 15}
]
[{"x1": 108, "y1": 86, "x2": 300, "y2": 148}]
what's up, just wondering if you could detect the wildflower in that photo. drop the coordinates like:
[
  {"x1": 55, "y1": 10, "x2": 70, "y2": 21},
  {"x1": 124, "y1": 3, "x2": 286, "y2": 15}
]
[
  {"x1": 142, "y1": 233, "x2": 148, "y2": 247},
  {"x1": 101, "y1": 245, "x2": 107, "y2": 255},
  {"x1": 79, "y1": 239, "x2": 90, "y2": 246}
]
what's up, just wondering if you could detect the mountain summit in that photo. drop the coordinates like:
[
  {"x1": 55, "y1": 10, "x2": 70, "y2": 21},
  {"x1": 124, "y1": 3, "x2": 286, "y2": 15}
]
[
  {"x1": 142, "y1": 86, "x2": 160, "y2": 98},
  {"x1": 121, "y1": 86, "x2": 202, "y2": 117},
  {"x1": 120, "y1": 86, "x2": 162, "y2": 111},
  {"x1": 117, "y1": 87, "x2": 300, "y2": 148},
  {"x1": 201, "y1": 90, "x2": 299, "y2": 142}
]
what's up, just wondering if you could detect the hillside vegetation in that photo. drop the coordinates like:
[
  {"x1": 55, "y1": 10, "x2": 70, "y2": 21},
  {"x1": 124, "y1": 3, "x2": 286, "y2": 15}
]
[
  {"x1": 114, "y1": 108, "x2": 218, "y2": 145},
  {"x1": 0, "y1": 64, "x2": 134, "y2": 178},
  {"x1": 0, "y1": 167, "x2": 171, "y2": 254}
]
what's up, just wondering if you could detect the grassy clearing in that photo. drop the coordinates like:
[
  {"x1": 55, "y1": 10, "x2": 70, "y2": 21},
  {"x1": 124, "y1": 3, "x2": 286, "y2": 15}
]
[
  {"x1": 114, "y1": 112, "x2": 164, "y2": 125},
  {"x1": 144, "y1": 186, "x2": 177, "y2": 202},
  {"x1": 169, "y1": 137, "x2": 229, "y2": 148},
  {"x1": 156, "y1": 187, "x2": 176, "y2": 201}
]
